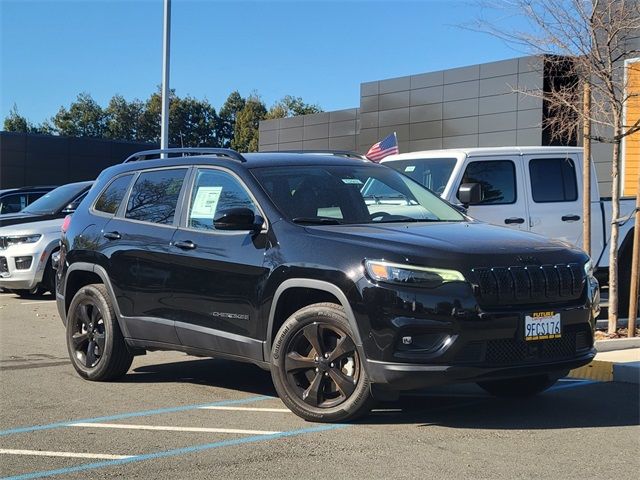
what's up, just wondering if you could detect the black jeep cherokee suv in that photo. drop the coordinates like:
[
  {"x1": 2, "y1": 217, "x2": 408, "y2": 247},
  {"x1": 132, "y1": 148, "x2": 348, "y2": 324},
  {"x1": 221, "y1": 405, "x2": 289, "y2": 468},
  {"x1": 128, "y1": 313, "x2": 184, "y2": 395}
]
[{"x1": 56, "y1": 148, "x2": 598, "y2": 422}]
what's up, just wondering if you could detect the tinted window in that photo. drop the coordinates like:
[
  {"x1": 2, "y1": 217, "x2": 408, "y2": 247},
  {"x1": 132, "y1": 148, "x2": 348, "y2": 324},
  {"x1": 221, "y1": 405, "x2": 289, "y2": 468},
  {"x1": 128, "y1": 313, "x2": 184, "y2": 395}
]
[
  {"x1": 252, "y1": 164, "x2": 464, "y2": 224},
  {"x1": 27, "y1": 191, "x2": 48, "y2": 204},
  {"x1": 529, "y1": 158, "x2": 578, "y2": 202},
  {"x1": 95, "y1": 174, "x2": 133, "y2": 214},
  {"x1": 459, "y1": 160, "x2": 516, "y2": 205},
  {"x1": 188, "y1": 169, "x2": 257, "y2": 231},
  {"x1": 125, "y1": 169, "x2": 186, "y2": 225},
  {"x1": 22, "y1": 183, "x2": 90, "y2": 214},
  {"x1": 0, "y1": 194, "x2": 26, "y2": 214},
  {"x1": 384, "y1": 158, "x2": 456, "y2": 195}
]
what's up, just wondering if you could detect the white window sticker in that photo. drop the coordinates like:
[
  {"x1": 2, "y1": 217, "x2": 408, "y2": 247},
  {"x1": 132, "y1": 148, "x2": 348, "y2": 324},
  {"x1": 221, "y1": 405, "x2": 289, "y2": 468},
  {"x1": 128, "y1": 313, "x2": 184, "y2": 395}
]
[
  {"x1": 404, "y1": 166, "x2": 416, "y2": 172},
  {"x1": 191, "y1": 186, "x2": 222, "y2": 217}
]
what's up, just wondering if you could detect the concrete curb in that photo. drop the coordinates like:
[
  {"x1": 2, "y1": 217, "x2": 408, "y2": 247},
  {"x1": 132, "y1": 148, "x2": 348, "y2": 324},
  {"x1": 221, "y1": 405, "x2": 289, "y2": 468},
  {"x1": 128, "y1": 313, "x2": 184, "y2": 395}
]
[
  {"x1": 595, "y1": 337, "x2": 640, "y2": 352},
  {"x1": 569, "y1": 361, "x2": 614, "y2": 382}
]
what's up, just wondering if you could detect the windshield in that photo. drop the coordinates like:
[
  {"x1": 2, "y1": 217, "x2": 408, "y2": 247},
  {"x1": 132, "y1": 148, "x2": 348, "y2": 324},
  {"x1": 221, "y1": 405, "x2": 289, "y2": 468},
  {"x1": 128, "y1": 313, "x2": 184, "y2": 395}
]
[
  {"x1": 382, "y1": 158, "x2": 456, "y2": 196},
  {"x1": 22, "y1": 183, "x2": 88, "y2": 215},
  {"x1": 251, "y1": 164, "x2": 465, "y2": 225}
]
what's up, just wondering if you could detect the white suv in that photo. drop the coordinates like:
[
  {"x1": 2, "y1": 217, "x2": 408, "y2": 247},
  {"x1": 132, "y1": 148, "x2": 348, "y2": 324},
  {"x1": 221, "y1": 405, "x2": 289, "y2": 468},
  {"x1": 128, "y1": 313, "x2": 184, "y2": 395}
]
[{"x1": 0, "y1": 218, "x2": 63, "y2": 297}]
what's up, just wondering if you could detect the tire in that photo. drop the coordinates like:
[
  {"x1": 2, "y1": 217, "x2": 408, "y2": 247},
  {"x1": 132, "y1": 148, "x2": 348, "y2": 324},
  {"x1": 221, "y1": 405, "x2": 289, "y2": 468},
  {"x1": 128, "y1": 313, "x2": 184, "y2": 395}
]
[
  {"x1": 65, "y1": 283, "x2": 133, "y2": 381},
  {"x1": 42, "y1": 253, "x2": 56, "y2": 294},
  {"x1": 270, "y1": 302, "x2": 374, "y2": 422},
  {"x1": 477, "y1": 374, "x2": 557, "y2": 398}
]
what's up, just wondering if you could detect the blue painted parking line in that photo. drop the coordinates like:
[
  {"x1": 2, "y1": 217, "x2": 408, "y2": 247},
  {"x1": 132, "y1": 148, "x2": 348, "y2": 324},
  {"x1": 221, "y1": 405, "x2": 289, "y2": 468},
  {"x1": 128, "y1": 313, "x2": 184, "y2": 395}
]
[
  {"x1": 0, "y1": 395, "x2": 272, "y2": 437},
  {"x1": 1, "y1": 424, "x2": 348, "y2": 480},
  {"x1": 548, "y1": 379, "x2": 598, "y2": 392}
]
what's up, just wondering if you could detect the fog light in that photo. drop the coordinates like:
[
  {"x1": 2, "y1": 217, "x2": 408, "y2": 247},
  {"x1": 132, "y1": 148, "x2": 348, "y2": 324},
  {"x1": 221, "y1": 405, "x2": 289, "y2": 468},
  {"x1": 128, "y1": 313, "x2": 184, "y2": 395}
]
[
  {"x1": 14, "y1": 256, "x2": 32, "y2": 270},
  {"x1": 396, "y1": 333, "x2": 449, "y2": 353}
]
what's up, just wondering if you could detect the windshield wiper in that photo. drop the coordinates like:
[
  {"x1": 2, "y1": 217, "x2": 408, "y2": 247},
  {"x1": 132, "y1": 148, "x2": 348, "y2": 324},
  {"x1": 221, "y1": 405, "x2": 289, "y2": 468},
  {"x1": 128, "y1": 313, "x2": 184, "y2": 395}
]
[
  {"x1": 292, "y1": 217, "x2": 343, "y2": 225},
  {"x1": 375, "y1": 218, "x2": 441, "y2": 223}
]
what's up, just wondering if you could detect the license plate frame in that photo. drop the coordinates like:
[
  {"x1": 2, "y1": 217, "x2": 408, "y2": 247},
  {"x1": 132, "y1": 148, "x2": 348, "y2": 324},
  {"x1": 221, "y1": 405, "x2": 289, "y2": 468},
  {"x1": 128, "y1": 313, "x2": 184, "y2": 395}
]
[{"x1": 524, "y1": 311, "x2": 561, "y2": 341}]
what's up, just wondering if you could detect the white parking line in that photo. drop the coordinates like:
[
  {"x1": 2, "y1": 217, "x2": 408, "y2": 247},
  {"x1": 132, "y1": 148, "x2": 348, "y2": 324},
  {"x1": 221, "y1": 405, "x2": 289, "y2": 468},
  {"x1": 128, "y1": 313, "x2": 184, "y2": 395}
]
[
  {"x1": 0, "y1": 448, "x2": 134, "y2": 460},
  {"x1": 198, "y1": 406, "x2": 291, "y2": 413},
  {"x1": 19, "y1": 301, "x2": 53, "y2": 305},
  {"x1": 70, "y1": 422, "x2": 281, "y2": 435}
]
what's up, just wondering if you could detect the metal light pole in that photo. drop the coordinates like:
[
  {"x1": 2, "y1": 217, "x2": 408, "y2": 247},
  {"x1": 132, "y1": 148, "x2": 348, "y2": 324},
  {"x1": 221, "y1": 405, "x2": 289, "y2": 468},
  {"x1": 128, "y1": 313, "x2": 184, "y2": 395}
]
[{"x1": 160, "y1": 0, "x2": 171, "y2": 157}]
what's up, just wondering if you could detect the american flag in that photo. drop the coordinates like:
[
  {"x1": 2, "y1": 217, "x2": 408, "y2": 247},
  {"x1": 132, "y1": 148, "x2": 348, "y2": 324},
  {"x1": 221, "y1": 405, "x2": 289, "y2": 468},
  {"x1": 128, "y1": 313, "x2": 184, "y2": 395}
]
[{"x1": 366, "y1": 132, "x2": 399, "y2": 162}]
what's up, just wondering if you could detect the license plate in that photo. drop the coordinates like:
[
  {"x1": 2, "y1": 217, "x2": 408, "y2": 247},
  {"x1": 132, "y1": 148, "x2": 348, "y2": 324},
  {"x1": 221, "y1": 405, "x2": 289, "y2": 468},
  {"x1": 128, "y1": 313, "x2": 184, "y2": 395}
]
[{"x1": 524, "y1": 311, "x2": 561, "y2": 341}]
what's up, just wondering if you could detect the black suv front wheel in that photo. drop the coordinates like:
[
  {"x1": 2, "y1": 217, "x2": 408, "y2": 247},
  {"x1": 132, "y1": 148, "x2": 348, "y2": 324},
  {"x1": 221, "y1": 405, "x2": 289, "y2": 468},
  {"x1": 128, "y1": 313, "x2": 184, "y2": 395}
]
[
  {"x1": 66, "y1": 284, "x2": 133, "y2": 381},
  {"x1": 271, "y1": 303, "x2": 373, "y2": 422}
]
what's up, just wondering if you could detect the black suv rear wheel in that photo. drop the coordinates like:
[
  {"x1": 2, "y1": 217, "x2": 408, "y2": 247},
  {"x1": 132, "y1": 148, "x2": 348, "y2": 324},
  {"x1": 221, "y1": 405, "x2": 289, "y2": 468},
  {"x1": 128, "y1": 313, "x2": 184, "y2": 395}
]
[
  {"x1": 66, "y1": 284, "x2": 133, "y2": 380},
  {"x1": 271, "y1": 303, "x2": 373, "y2": 422}
]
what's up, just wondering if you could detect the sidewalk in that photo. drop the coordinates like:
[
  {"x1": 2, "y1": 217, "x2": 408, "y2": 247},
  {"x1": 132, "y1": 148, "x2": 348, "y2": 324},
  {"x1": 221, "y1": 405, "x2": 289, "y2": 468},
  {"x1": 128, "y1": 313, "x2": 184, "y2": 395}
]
[{"x1": 570, "y1": 345, "x2": 640, "y2": 384}]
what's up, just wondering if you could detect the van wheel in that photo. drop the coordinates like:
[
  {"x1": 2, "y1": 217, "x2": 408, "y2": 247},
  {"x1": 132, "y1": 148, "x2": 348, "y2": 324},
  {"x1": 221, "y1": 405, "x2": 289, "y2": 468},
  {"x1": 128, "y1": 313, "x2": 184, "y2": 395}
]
[
  {"x1": 477, "y1": 374, "x2": 557, "y2": 398},
  {"x1": 66, "y1": 284, "x2": 133, "y2": 381},
  {"x1": 271, "y1": 303, "x2": 374, "y2": 422}
]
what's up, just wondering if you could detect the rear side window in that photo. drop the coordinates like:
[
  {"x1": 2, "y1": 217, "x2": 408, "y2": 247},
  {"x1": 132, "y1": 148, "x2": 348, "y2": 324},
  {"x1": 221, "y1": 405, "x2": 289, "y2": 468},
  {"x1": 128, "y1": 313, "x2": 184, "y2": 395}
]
[
  {"x1": 459, "y1": 160, "x2": 516, "y2": 205},
  {"x1": 94, "y1": 174, "x2": 133, "y2": 214},
  {"x1": 529, "y1": 158, "x2": 578, "y2": 202},
  {"x1": 125, "y1": 169, "x2": 186, "y2": 225}
]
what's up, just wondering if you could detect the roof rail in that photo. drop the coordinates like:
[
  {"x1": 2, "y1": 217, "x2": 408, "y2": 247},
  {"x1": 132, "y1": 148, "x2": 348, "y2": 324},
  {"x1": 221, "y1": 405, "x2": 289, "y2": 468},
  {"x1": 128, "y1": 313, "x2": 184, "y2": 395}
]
[
  {"x1": 265, "y1": 150, "x2": 369, "y2": 160},
  {"x1": 123, "y1": 148, "x2": 246, "y2": 163}
]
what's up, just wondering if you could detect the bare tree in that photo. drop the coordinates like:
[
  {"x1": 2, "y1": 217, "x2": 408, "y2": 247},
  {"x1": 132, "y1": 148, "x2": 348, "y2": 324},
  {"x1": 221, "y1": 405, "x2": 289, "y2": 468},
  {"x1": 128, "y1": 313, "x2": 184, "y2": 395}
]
[{"x1": 473, "y1": 0, "x2": 640, "y2": 332}]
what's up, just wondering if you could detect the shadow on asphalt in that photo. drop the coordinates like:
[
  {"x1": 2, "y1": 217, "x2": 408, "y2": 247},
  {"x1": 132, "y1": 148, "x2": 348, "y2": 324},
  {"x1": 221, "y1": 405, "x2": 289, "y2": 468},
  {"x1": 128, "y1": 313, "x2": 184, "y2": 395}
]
[{"x1": 126, "y1": 358, "x2": 640, "y2": 430}]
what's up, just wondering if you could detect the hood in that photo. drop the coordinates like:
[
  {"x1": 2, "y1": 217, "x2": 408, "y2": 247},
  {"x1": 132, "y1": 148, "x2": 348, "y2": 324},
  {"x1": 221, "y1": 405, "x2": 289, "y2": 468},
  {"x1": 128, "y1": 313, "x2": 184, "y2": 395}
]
[
  {"x1": 0, "y1": 212, "x2": 59, "y2": 228},
  {"x1": 305, "y1": 221, "x2": 588, "y2": 269},
  {"x1": 0, "y1": 218, "x2": 64, "y2": 237}
]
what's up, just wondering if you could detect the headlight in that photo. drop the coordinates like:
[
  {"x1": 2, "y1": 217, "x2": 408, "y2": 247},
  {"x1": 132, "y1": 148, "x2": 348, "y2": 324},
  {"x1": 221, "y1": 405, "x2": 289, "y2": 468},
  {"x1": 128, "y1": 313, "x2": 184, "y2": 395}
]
[
  {"x1": 365, "y1": 260, "x2": 465, "y2": 288},
  {"x1": 584, "y1": 259, "x2": 594, "y2": 277},
  {"x1": 3, "y1": 234, "x2": 42, "y2": 247}
]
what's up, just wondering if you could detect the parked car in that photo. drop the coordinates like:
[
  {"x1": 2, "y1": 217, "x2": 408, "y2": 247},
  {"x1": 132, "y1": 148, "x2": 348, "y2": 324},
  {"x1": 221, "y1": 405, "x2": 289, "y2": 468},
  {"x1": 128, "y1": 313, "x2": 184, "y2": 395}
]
[
  {"x1": 0, "y1": 181, "x2": 93, "y2": 228},
  {"x1": 380, "y1": 147, "x2": 637, "y2": 316},
  {"x1": 0, "y1": 186, "x2": 57, "y2": 215},
  {"x1": 56, "y1": 148, "x2": 598, "y2": 422},
  {"x1": 0, "y1": 218, "x2": 65, "y2": 297}
]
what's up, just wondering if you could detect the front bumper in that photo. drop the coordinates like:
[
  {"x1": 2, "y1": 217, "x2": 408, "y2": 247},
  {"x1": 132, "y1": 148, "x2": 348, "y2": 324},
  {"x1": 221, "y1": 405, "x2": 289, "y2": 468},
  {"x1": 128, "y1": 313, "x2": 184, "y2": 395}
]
[
  {"x1": 367, "y1": 349, "x2": 595, "y2": 390},
  {"x1": 0, "y1": 244, "x2": 48, "y2": 290}
]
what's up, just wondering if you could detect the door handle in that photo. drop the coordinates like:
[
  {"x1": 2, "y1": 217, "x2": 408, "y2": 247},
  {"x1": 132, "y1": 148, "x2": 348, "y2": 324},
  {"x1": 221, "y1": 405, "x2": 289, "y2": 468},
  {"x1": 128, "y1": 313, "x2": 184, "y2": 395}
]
[
  {"x1": 504, "y1": 217, "x2": 525, "y2": 224},
  {"x1": 103, "y1": 231, "x2": 121, "y2": 240},
  {"x1": 174, "y1": 240, "x2": 197, "y2": 250},
  {"x1": 561, "y1": 215, "x2": 581, "y2": 222}
]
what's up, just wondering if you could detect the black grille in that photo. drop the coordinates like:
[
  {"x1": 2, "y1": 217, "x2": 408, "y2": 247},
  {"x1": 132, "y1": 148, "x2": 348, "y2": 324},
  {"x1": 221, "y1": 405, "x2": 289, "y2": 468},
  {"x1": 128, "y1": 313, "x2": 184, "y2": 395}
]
[
  {"x1": 0, "y1": 256, "x2": 7, "y2": 274},
  {"x1": 454, "y1": 325, "x2": 593, "y2": 365},
  {"x1": 472, "y1": 264, "x2": 585, "y2": 306}
]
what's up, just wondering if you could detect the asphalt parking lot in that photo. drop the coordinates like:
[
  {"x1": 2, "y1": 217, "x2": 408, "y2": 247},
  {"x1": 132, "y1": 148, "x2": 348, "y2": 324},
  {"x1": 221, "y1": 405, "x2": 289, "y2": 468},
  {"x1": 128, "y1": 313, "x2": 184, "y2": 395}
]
[{"x1": 1, "y1": 293, "x2": 638, "y2": 480}]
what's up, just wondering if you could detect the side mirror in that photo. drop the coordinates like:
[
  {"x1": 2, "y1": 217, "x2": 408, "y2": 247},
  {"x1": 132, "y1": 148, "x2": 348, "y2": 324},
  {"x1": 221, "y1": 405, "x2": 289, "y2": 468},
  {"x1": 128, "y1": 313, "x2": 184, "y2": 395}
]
[
  {"x1": 458, "y1": 183, "x2": 483, "y2": 206},
  {"x1": 213, "y1": 207, "x2": 263, "y2": 232}
]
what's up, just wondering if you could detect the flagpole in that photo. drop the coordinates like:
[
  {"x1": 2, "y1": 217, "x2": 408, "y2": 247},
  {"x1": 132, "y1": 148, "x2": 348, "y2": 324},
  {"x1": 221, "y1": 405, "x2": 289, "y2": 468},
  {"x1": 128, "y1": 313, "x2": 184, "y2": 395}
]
[{"x1": 160, "y1": 0, "x2": 171, "y2": 158}]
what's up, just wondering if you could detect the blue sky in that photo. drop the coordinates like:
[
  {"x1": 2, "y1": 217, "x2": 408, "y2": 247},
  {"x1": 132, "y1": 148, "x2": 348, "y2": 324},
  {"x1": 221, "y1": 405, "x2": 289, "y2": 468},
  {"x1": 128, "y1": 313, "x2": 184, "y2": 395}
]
[{"x1": 1, "y1": 0, "x2": 530, "y2": 125}]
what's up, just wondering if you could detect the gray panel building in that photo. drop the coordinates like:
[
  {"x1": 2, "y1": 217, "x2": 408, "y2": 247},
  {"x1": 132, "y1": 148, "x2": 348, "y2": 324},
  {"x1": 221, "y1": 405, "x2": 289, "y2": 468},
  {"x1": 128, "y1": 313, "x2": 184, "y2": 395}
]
[{"x1": 259, "y1": 55, "x2": 549, "y2": 154}]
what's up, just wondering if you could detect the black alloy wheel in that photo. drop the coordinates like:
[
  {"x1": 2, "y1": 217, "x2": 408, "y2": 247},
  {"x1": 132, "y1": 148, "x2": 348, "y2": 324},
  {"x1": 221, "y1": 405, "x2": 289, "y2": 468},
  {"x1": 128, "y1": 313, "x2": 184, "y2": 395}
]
[
  {"x1": 271, "y1": 303, "x2": 374, "y2": 422},
  {"x1": 285, "y1": 322, "x2": 360, "y2": 408},
  {"x1": 65, "y1": 284, "x2": 133, "y2": 381},
  {"x1": 70, "y1": 301, "x2": 106, "y2": 369}
]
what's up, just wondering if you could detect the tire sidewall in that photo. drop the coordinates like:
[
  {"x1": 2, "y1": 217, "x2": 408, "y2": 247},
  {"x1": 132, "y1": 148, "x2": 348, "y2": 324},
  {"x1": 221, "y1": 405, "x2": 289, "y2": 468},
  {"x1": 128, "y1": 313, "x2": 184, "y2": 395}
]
[
  {"x1": 66, "y1": 285, "x2": 118, "y2": 380},
  {"x1": 271, "y1": 305, "x2": 371, "y2": 422}
]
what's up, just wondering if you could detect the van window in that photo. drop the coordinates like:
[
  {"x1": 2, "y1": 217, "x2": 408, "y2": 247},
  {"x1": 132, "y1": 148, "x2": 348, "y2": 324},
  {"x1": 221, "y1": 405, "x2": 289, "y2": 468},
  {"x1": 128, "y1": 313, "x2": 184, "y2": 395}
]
[
  {"x1": 529, "y1": 158, "x2": 578, "y2": 202},
  {"x1": 125, "y1": 169, "x2": 186, "y2": 225},
  {"x1": 459, "y1": 160, "x2": 516, "y2": 205}
]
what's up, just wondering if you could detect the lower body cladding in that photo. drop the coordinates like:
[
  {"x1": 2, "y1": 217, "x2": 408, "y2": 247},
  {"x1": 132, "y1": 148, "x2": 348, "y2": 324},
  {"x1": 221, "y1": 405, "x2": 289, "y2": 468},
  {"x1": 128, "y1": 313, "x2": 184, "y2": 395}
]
[{"x1": 359, "y1": 281, "x2": 598, "y2": 391}]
